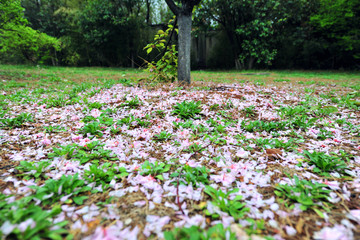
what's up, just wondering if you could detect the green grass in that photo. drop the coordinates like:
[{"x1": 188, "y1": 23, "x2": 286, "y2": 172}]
[
  {"x1": 0, "y1": 64, "x2": 144, "y2": 90},
  {"x1": 0, "y1": 64, "x2": 359, "y2": 89},
  {"x1": 192, "y1": 69, "x2": 360, "y2": 86},
  {"x1": 275, "y1": 70, "x2": 360, "y2": 81}
]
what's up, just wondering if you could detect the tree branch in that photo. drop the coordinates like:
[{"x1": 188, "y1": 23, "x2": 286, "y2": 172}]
[
  {"x1": 191, "y1": 0, "x2": 202, "y2": 7},
  {"x1": 145, "y1": 0, "x2": 150, "y2": 24},
  {"x1": 181, "y1": 0, "x2": 202, "y2": 14},
  {"x1": 164, "y1": 0, "x2": 180, "y2": 15}
]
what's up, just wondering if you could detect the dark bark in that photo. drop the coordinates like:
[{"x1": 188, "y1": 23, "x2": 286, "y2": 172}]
[
  {"x1": 203, "y1": 1, "x2": 246, "y2": 69},
  {"x1": 224, "y1": 29, "x2": 242, "y2": 69},
  {"x1": 248, "y1": 56, "x2": 255, "y2": 70},
  {"x1": 178, "y1": 13, "x2": 192, "y2": 84},
  {"x1": 52, "y1": 47, "x2": 58, "y2": 66},
  {"x1": 164, "y1": 0, "x2": 180, "y2": 15},
  {"x1": 145, "y1": 0, "x2": 151, "y2": 24},
  {"x1": 235, "y1": 59, "x2": 241, "y2": 70},
  {"x1": 131, "y1": 52, "x2": 134, "y2": 68}
]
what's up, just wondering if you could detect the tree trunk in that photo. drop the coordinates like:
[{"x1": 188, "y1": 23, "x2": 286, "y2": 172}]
[
  {"x1": 131, "y1": 52, "x2": 135, "y2": 68},
  {"x1": 248, "y1": 56, "x2": 255, "y2": 70},
  {"x1": 235, "y1": 59, "x2": 241, "y2": 70},
  {"x1": 177, "y1": 13, "x2": 192, "y2": 85},
  {"x1": 146, "y1": 0, "x2": 150, "y2": 25},
  {"x1": 224, "y1": 29, "x2": 242, "y2": 70},
  {"x1": 53, "y1": 48, "x2": 58, "y2": 66}
]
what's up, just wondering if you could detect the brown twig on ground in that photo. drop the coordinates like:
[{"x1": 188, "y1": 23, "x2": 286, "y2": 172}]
[{"x1": 176, "y1": 177, "x2": 185, "y2": 215}]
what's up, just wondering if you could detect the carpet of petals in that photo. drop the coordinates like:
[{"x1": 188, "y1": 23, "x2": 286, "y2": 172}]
[{"x1": 0, "y1": 81, "x2": 359, "y2": 240}]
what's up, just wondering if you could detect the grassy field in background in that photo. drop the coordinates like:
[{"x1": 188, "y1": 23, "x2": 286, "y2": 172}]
[{"x1": 0, "y1": 65, "x2": 359, "y2": 91}]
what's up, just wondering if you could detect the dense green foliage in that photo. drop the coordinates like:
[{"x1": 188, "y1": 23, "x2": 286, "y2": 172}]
[
  {"x1": 310, "y1": 0, "x2": 360, "y2": 61},
  {"x1": 197, "y1": 0, "x2": 287, "y2": 69},
  {"x1": 0, "y1": 0, "x2": 358, "y2": 69},
  {"x1": 77, "y1": 0, "x2": 144, "y2": 66},
  {"x1": 0, "y1": 0, "x2": 27, "y2": 26},
  {"x1": 0, "y1": 0, "x2": 60, "y2": 64},
  {"x1": 194, "y1": 0, "x2": 359, "y2": 69},
  {"x1": 20, "y1": 0, "x2": 149, "y2": 66}
]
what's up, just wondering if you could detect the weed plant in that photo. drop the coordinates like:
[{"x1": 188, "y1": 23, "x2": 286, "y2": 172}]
[
  {"x1": 171, "y1": 165, "x2": 209, "y2": 187},
  {"x1": 78, "y1": 121, "x2": 104, "y2": 137},
  {"x1": 153, "y1": 131, "x2": 173, "y2": 142},
  {"x1": 16, "y1": 161, "x2": 51, "y2": 180},
  {"x1": 0, "y1": 113, "x2": 34, "y2": 128},
  {"x1": 242, "y1": 106, "x2": 256, "y2": 117},
  {"x1": 140, "y1": 161, "x2": 171, "y2": 180},
  {"x1": 164, "y1": 224, "x2": 236, "y2": 240},
  {"x1": 173, "y1": 101, "x2": 202, "y2": 120},
  {"x1": 84, "y1": 162, "x2": 128, "y2": 189},
  {"x1": 302, "y1": 150, "x2": 348, "y2": 177},
  {"x1": 241, "y1": 120, "x2": 288, "y2": 132},
  {"x1": 30, "y1": 173, "x2": 91, "y2": 205},
  {"x1": 204, "y1": 186, "x2": 249, "y2": 220},
  {"x1": 275, "y1": 176, "x2": 331, "y2": 217},
  {"x1": 0, "y1": 195, "x2": 68, "y2": 239}
]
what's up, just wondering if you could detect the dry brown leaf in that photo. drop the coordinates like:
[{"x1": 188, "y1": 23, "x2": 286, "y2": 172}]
[
  {"x1": 230, "y1": 224, "x2": 267, "y2": 240},
  {"x1": 266, "y1": 149, "x2": 283, "y2": 158},
  {"x1": 296, "y1": 218, "x2": 305, "y2": 234},
  {"x1": 86, "y1": 219, "x2": 100, "y2": 230},
  {"x1": 237, "y1": 176, "x2": 245, "y2": 182}
]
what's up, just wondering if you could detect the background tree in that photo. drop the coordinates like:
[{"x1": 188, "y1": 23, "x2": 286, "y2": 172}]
[
  {"x1": 197, "y1": 0, "x2": 288, "y2": 69},
  {"x1": 0, "y1": 0, "x2": 27, "y2": 27},
  {"x1": 270, "y1": 0, "x2": 320, "y2": 69},
  {"x1": 0, "y1": 0, "x2": 60, "y2": 64},
  {"x1": 21, "y1": 0, "x2": 150, "y2": 66},
  {"x1": 164, "y1": 0, "x2": 202, "y2": 84},
  {"x1": 310, "y1": 0, "x2": 360, "y2": 68},
  {"x1": 21, "y1": 0, "x2": 85, "y2": 65},
  {"x1": 0, "y1": 0, "x2": 358, "y2": 69},
  {"x1": 78, "y1": 0, "x2": 144, "y2": 66}
]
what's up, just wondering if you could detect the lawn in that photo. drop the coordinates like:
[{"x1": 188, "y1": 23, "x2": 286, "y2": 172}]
[{"x1": 0, "y1": 65, "x2": 359, "y2": 240}]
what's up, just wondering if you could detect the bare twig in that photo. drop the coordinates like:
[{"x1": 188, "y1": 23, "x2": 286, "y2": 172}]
[{"x1": 176, "y1": 177, "x2": 185, "y2": 215}]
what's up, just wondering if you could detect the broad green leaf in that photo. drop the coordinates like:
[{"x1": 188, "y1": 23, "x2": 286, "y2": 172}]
[
  {"x1": 156, "y1": 175, "x2": 164, "y2": 181},
  {"x1": 314, "y1": 208, "x2": 325, "y2": 218}
]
